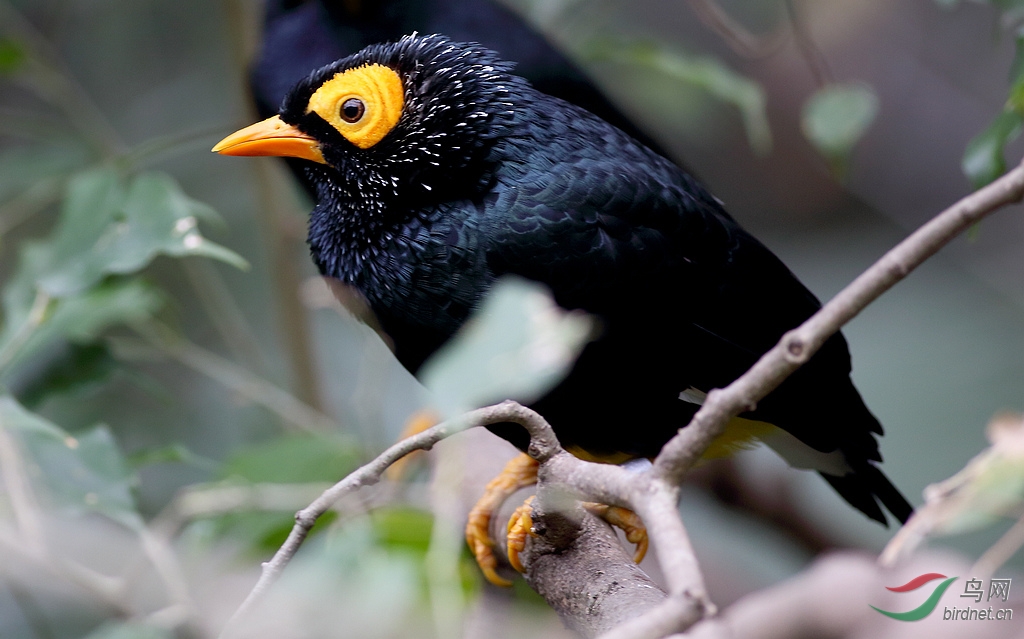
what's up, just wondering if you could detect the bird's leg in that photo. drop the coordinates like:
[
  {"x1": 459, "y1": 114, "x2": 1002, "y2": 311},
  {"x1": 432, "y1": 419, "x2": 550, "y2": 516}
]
[
  {"x1": 469, "y1": 453, "x2": 651, "y2": 586},
  {"x1": 465, "y1": 453, "x2": 539, "y2": 587},
  {"x1": 384, "y1": 409, "x2": 440, "y2": 481}
]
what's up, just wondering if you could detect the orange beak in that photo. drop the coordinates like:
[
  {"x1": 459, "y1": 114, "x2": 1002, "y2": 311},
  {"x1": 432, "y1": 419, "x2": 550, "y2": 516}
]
[{"x1": 212, "y1": 115, "x2": 326, "y2": 164}]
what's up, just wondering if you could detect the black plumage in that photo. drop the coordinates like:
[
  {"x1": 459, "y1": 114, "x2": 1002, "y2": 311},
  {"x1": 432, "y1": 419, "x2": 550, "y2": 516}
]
[{"x1": 220, "y1": 34, "x2": 913, "y2": 525}]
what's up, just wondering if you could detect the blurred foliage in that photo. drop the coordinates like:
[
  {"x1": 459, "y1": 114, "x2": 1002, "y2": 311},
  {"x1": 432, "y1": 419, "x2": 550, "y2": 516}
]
[
  {"x1": 0, "y1": 395, "x2": 139, "y2": 527},
  {"x1": 882, "y1": 414, "x2": 1024, "y2": 573},
  {"x1": 0, "y1": 2, "x2": 591, "y2": 627},
  {"x1": 946, "y1": 0, "x2": 1024, "y2": 186},
  {"x1": 801, "y1": 83, "x2": 879, "y2": 179},
  {"x1": 420, "y1": 277, "x2": 595, "y2": 417},
  {"x1": 0, "y1": 1, "x2": 1021, "y2": 638},
  {"x1": 580, "y1": 37, "x2": 773, "y2": 155},
  {"x1": 519, "y1": 0, "x2": 882, "y2": 174}
]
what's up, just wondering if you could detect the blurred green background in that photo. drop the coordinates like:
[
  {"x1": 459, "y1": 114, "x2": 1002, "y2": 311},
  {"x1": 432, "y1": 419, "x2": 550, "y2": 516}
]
[{"x1": 1, "y1": 0, "x2": 1023, "y2": 637}]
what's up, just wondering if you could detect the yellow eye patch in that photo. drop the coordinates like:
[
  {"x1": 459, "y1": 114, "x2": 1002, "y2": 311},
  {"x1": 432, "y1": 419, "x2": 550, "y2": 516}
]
[{"x1": 306, "y1": 63, "x2": 404, "y2": 150}]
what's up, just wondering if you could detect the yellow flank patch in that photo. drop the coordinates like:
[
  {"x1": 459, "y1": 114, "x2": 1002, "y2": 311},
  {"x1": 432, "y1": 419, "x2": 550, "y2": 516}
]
[
  {"x1": 306, "y1": 63, "x2": 404, "y2": 149},
  {"x1": 565, "y1": 445, "x2": 636, "y2": 465},
  {"x1": 565, "y1": 417, "x2": 776, "y2": 466},
  {"x1": 701, "y1": 417, "x2": 776, "y2": 460}
]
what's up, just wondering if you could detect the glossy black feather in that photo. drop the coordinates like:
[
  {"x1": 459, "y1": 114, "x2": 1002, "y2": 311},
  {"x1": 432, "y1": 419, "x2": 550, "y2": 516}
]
[
  {"x1": 276, "y1": 35, "x2": 912, "y2": 525},
  {"x1": 251, "y1": 0, "x2": 671, "y2": 195}
]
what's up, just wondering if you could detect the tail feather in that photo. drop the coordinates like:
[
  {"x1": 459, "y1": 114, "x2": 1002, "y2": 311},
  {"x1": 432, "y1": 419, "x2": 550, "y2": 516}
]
[
  {"x1": 864, "y1": 463, "x2": 914, "y2": 524},
  {"x1": 820, "y1": 464, "x2": 913, "y2": 526}
]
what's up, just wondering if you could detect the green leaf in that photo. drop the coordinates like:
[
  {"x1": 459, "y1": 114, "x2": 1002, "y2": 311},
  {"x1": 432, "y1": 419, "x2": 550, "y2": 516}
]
[
  {"x1": 37, "y1": 169, "x2": 247, "y2": 297},
  {"x1": 419, "y1": 277, "x2": 595, "y2": 417},
  {"x1": 581, "y1": 38, "x2": 772, "y2": 155},
  {"x1": 127, "y1": 442, "x2": 219, "y2": 471},
  {"x1": 0, "y1": 38, "x2": 25, "y2": 74},
  {"x1": 981, "y1": 1, "x2": 1024, "y2": 27},
  {"x1": 13, "y1": 279, "x2": 162, "y2": 374},
  {"x1": 247, "y1": 525, "x2": 422, "y2": 635},
  {"x1": 222, "y1": 434, "x2": 360, "y2": 484},
  {"x1": 962, "y1": 111, "x2": 1024, "y2": 189},
  {"x1": 0, "y1": 166, "x2": 243, "y2": 375},
  {"x1": 0, "y1": 394, "x2": 140, "y2": 528},
  {"x1": 17, "y1": 342, "x2": 118, "y2": 408},
  {"x1": 801, "y1": 83, "x2": 879, "y2": 175},
  {"x1": 881, "y1": 415, "x2": 1024, "y2": 566},
  {"x1": 1004, "y1": 25, "x2": 1024, "y2": 117},
  {"x1": 209, "y1": 508, "x2": 338, "y2": 555},
  {"x1": 370, "y1": 507, "x2": 435, "y2": 553}
]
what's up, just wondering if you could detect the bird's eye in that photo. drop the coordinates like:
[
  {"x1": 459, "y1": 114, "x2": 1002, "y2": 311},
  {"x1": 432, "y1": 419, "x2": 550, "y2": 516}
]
[
  {"x1": 306, "y1": 63, "x2": 404, "y2": 149},
  {"x1": 341, "y1": 98, "x2": 365, "y2": 123}
]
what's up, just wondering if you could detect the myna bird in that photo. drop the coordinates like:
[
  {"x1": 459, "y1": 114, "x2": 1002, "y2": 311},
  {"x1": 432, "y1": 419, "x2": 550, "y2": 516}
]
[{"x1": 215, "y1": 34, "x2": 913, "y2": 585}]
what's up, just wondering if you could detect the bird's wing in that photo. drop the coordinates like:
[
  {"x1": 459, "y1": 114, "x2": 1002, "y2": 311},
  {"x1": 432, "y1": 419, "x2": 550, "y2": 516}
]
[
  {"x1": 483, "y1": 150, "x2": 817, "y2": 363},
  {"x1": 482, "y1": 146, "x2": 880, "y2": 455}
]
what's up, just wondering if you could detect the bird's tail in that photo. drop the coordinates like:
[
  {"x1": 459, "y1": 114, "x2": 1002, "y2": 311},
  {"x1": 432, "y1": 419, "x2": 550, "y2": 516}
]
[{"x1": 820, "y1": 464, "x2": 914, "y2": 526}]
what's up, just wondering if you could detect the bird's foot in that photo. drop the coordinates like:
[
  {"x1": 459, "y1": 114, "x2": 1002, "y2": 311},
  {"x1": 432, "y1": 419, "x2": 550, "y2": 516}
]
[
  {"x1": 384, "y1": 409, "x2": 440, "y2": 481},
  {"x1": 581, "y1": 502, "x2": 649, "y2": 563},
  {"x1": 465, "y1": 453, "x2": 539, "y2": 587},
  {"x1": 506, "y1": 495, "x2": 536, "y2": 573},
  {"x1": 504, "y1": 498, "x2": 648, "y2": 576}
]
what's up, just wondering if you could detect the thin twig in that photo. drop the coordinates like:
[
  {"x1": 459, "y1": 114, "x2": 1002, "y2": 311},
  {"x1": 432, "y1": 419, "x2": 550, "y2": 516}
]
[
  {"x1": 586, "y1": 156, "x2": 1024, "y2": 634},
  {"x1": 136, "y1": 528, "x2": 200, "y2": 626},
  {"x1": 155, "y1": 482, "x2": 335, "y2": 532},
  {"x1": 217, "y1": 401, "x2": 538, "y2": 638},
  {"x1": 0, "y1": 290, "x2": 52, "y2": 377},
  {"x1": 685, "y1": 0, "x2": 789, "y2": 59},
  {"x1": 131, "y1": 322, "x2": 339, "y2": 434},
  {"x1": 424, "y1": 435, "x2": 469, "y2": 639},
  {"x1": 221, "y1": 0, "x2": 326, "y2": 414},
  {"x1": 784, "y1": 0, "x2": 834, "y2": 88},
  {"x1": 971, "y1": 513, "x2": 1024, "y2": 578},
  {"x1": 0, "y1": 0, "x2": 125, "y2": 157},
  {"x1": 0, "y1": 177, "x2": 64, "y2": 238},
  {"x1": 182, "y1": 259, "x2": 271, "y2": 375},
  {"x1": 0, "y1": 417, "x2": 45, "y2": 557},
  {"x1": 250, "y1": 160, "x2": 327, "y2": 412},
  {"x1": 652, "y1": 157, "x2": 1024, "y2": 488}
]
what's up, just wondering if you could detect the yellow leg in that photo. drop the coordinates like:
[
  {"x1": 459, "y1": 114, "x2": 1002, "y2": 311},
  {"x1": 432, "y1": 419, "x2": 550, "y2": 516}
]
[
  {"x1": 384, "y1": 409, "x2": 440, "y2": 481},
  {"x1": 582, "y1": 503, "x2": 649, "y2": 563},
  {"x1": 506, "y1": 496, "x2": 536, "y2": 573},
  {"x1": 465, "y1": 453, "x2": 538, "y2": 587}
]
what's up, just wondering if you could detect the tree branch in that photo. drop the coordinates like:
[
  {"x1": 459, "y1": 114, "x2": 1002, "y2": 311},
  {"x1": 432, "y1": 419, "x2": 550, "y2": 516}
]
[
  {"x1": 218, "y1": 401, "x2": 555, "y2": 638},
  {"x1": 523, "y1": 156, "x2": 1024, "y2": 635},
  {"x1": 221, "y1": 156, "x2": 1024, "y2": 639},
  {"x1": 653, "y1": 157, "x2": 1024, "y2": 488}
]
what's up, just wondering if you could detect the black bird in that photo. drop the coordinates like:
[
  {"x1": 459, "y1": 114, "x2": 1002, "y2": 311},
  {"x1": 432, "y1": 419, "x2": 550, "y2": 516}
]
[
  {"x1": 216, "y1": 34, "x2": 913, "y2": 581},
  {"x1": 250, "y1": 0, "x2": 671, "y2": 196}
]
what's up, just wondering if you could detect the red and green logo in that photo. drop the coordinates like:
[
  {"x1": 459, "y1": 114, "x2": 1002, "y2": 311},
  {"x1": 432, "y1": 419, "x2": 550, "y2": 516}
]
[{"x1": 871, "y1": 573, "x2": 958, "y2": 621}]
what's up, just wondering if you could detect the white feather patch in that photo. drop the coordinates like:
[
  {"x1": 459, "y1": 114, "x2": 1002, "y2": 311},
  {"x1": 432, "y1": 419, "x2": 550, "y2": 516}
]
[
  {"x1": 679, "y1": 387, "x2": 708, "y2": 405},
  {"x1": 760, "y1": 428, "x2": 852, "y2": 476}
]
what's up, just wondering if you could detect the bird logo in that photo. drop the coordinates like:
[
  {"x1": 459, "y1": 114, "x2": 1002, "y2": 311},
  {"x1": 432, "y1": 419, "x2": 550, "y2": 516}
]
[{"x1": 871, "y1": 573, "x2": 957, "y2": 621}]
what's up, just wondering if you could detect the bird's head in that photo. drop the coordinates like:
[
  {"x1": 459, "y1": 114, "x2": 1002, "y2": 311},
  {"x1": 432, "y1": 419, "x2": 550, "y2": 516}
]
[{"x1": 214, "y1": 34, "x2": 524, "y2": 206}]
